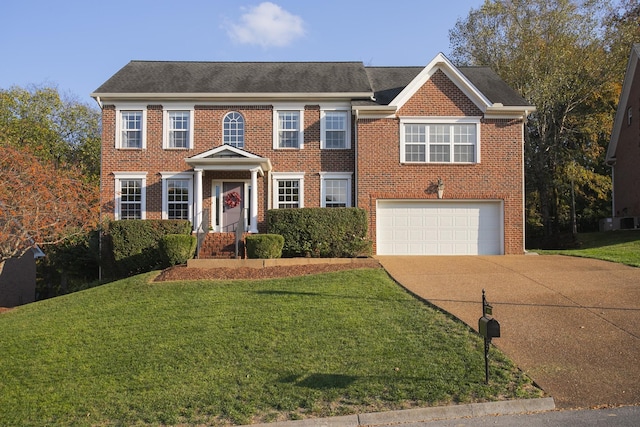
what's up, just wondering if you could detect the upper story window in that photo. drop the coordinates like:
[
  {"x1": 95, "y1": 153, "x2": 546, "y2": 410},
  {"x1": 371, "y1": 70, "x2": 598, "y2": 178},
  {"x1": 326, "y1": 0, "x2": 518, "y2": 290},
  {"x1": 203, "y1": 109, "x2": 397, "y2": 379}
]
[
  {"x1": 400, "y1": 118, "x2": 480, "y2": 164},
  {"x1": 223, "y1": 112, "x2": 245, "y2": 148},
  {"x1": 113, "y1": 172, "x2": 147, "y2": 220},
  {"x1": 321, "y1": 110, "x2": 350, "y2": 149},
  {"x1": 274, "y1": 107, "x2": 304, "y2": 149},
  {"x1": 116, "y1": 106, "x2": 147, "y2": 149},
  {"x1": 163, "y1": 105, "x2": 194, "y2": 149},
  {"x1": 272, "y1": 172, "x2": 304, "y2": 209}
]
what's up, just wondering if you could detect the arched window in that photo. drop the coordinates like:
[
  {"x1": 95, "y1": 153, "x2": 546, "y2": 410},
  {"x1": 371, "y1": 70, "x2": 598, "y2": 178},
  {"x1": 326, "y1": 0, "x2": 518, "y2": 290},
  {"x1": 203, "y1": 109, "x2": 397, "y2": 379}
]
[{"x1": 223, "y1": 111, "x2": 244, "y2": 148}]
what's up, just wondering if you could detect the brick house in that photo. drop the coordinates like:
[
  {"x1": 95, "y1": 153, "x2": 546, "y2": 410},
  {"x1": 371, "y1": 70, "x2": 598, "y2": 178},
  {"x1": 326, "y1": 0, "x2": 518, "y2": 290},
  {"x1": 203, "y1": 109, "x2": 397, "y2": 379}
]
[
  {"x1": 606, "y1": 44, "x2": 640, "y2": 229},
  {"x1": 92, "y1": 53, "x2": 534, "y2": 256}
]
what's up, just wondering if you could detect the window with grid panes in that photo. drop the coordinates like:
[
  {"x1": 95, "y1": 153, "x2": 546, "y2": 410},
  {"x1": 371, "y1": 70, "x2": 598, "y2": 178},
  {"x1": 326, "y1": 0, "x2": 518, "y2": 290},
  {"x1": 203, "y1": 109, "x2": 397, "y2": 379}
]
[
  {"x1": 323, "y1": 111, "x2": 348, "y2": 149},
  {"x1": 168, "y1": 111, "x2": 190, "y2": 148},
  {"x1": 402, "y1": 122, "x2": 477, "y2": 163},
  {"x1": 277, "y1": 180, "x2": 300, "y2": 208},
  {"x1": 223, "y1": 112, "x2": 244, "y2": 148},
  {"x1": 119, "y1": 179, "x2": 142, "y2": 219},
  {"x1": 277, "y1": 111, "x2": 300, "y2": 148},
  {"x1": 323, "y1": 179, "x2": 348, "y2": 207},
  {"x1": 167, "y1": 179, "x2": 190, "y2": 219},
  {"x1": 121, "y1": 111, "x2": 142, "y2": 148}
]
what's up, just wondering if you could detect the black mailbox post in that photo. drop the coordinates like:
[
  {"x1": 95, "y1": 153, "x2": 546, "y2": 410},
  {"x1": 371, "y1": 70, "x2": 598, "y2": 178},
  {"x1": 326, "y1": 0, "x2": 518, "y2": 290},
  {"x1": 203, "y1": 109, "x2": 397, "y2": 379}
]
[{"x1": 479, "y1": 289, "x2": 500, "y2": 384}]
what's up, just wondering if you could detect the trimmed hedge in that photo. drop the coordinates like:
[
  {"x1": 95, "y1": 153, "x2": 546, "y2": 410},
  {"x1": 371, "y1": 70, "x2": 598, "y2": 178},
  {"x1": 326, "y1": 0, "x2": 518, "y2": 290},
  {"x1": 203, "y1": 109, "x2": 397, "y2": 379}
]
[
  {"x1": 266, "y1": 208, "x2": 371, "y2": 258},
  {"x1": 105, "y1": 220, "x2": 192, "y2": 277},
  {"x1": 160, "y1": 234, "x2": 197, "y2": 266},
  {"x1": 245, "y1": 234, "x2": 284, "y2": 259}
]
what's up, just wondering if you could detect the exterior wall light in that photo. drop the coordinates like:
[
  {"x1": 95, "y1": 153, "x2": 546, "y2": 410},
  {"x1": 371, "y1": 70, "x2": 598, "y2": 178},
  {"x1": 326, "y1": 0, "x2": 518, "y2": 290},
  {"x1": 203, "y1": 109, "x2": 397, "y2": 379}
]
[{"x1": 437, "y1": 177, "x2": 444, "y2": 199}]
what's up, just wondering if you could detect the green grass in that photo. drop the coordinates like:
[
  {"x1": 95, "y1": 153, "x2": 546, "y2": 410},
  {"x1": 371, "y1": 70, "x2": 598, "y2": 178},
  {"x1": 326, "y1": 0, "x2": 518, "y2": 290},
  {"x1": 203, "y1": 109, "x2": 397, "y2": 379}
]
[
  {"x1": 530, "y1": 230, "x2": 640, "y2": 267},
  {"x1": 0, "y1": 269, "x2": 541, "y2": 426}
]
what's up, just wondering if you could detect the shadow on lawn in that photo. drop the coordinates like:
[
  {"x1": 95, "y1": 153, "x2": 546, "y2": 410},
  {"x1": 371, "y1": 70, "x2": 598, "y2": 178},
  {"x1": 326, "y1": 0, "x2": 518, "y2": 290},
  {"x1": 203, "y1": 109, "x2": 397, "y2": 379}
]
[{"x1": 279, "y1": 373, "x2": 359, "y2": 389}]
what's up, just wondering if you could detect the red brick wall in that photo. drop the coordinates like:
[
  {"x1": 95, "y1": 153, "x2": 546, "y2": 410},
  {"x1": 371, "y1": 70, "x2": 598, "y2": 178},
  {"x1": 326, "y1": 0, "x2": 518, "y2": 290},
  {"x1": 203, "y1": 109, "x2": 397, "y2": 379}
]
[
  {"x1": 356, "y1": 70, "x2": 525, "y2": 254},
  {"x1": 613, "y1": 61, "x2": 640, "y2": 217},
  {"x1": 100, "y1": 104, "x2": 355, "y2": 230}
]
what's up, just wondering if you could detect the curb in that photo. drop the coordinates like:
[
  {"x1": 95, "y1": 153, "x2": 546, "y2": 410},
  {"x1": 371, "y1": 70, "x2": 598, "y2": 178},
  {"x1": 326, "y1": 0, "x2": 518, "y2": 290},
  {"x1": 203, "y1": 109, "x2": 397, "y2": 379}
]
[{"x1": 249, "y1": 397, "x2": 556, "y2": 427}]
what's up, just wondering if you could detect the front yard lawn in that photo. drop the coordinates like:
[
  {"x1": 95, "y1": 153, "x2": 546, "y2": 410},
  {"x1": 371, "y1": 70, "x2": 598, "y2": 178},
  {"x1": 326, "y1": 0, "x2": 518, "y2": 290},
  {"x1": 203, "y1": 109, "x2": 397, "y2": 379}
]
[
  {"x1": 0, "y1": 268, "x2": 541, "y2": 426},
  {"x1": 530, "y1": 230, "x2": 640, "y2": 267}
]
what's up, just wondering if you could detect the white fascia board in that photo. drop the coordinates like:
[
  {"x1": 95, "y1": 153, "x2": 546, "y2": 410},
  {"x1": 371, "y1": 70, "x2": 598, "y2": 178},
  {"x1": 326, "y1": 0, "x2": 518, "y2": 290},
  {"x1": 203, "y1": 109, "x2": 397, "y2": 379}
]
[
  {"x1": 390, "y1": 53, "x2": 492, "y2": 111},
  {"x1": 484, "y1": 105, "x2": 536, "y2": 120},
  {"x1": 607, "y1": 44, "x2": 640, "y2": 163}
]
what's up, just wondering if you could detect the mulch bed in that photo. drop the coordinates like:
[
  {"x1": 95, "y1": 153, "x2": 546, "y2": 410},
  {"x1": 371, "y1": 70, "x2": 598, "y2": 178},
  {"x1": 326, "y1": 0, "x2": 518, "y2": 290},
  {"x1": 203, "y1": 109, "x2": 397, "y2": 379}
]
[{"x1": 154, "y1": 258, "x2": 382, "y2": 282}]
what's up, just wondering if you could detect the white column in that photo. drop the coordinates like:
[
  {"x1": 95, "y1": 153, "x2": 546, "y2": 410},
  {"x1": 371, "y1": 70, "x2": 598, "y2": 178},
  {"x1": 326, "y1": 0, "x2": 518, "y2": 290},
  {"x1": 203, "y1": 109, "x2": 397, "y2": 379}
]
[
  {"x1": 194, "y1": 168, "x2": 203, "y2": 231},
  {"x1": 249, "y1": 167, "x2": 259, "y2": 233}
]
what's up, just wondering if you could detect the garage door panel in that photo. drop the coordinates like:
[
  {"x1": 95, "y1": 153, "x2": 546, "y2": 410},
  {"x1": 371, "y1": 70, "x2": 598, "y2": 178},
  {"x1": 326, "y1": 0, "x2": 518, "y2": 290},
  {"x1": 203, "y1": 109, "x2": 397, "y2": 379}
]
[{"x1": 377, "y1": 200, "x2": 503, "y2": 255}]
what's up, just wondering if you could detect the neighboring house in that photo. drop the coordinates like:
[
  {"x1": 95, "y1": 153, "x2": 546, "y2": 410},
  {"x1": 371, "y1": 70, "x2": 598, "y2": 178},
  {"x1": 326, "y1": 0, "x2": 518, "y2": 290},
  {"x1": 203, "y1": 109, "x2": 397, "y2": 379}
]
[
  {"x1": 91, "y1": 53, "x2": 534, "y2": 256},
  {"x1": 0, "y1": 247, "x2": 45, "y2": 307},
  {"x1": 606, "y1": 44, "x2": 640, "y2": 230}
]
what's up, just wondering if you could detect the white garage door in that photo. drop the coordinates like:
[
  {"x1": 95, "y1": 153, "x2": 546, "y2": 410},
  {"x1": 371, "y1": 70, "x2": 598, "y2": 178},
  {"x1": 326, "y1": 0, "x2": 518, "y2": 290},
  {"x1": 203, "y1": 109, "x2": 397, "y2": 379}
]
[{"x1": 376, "y1": 200, "x2": 503, "y2": 255}]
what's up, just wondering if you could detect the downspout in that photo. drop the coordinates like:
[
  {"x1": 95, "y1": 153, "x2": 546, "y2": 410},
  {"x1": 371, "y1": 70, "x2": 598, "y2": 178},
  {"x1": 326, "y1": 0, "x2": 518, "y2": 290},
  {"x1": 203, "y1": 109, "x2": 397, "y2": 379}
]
[
  {"x1": 353, "y1": 108, "x2": 359, "y2": 208},
  {"x1": 522, "y1": 110, "x2": 529, "y2": 254}
]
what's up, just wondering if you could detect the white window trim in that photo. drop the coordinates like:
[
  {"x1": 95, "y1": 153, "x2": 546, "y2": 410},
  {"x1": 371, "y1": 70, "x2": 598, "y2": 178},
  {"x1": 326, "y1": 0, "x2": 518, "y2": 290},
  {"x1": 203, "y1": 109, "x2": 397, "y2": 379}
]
[
  {"x1": 320, "y1": 172, "x2": 353, "y2": 207},
  {"x1": 160, "y1": 172, "x2": 194, "y2": 221},
  {"x1": 115, "y1": 104, "x2": 147, "y2": 149},
  {"x1": 113, "y1": 172, "x2": 147, "y2": 220},
  {"x1": 320, "y1": 108, "x2": 351, "y2": 149},
  {"x1": 273, "y1": 105, "x2": 304, "y2": 149},
  {"x1": 271, "y1": 172, "x2": 305, "y2": 208},
  {"x1": 163, "y1": 105, "x2": 195, "y2": 149},
  {"x1": 399, "y1": 117, "x2": 481, "y2": 164}
]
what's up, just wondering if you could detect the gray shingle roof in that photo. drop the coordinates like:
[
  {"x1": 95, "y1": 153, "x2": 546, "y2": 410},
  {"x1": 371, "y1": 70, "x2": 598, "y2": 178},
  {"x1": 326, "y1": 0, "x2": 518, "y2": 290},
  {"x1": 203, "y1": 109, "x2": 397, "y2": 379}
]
[
  {"x1": 92, "y1": 61, "x2": 373, "y2": 94},
  {"x1": 92, "y1": 60, "x2": 530, "y2": 107},
  {"x1": 459, "y1": 67, "x2": 530, "y2": 106}
]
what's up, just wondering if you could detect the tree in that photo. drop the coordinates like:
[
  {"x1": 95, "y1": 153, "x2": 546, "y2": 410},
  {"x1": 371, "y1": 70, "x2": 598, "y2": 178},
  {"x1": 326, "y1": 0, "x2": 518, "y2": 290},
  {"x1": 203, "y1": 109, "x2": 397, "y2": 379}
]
[
  {"x1": 0, "y1": 85, "x2": 101, "y2": 183},
  {"x1": 449, "y1": 0, "x2": 635, "y2": 239},
  {"x1": 0, "y1": 146, "x2": 99, "y2": 262}
]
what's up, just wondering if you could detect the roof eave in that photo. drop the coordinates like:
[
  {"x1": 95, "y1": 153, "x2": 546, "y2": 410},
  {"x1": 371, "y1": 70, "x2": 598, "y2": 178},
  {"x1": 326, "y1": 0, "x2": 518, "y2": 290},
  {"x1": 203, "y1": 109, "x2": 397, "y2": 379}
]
[
  {"x1": 91, "y1": 92, "x2": 374, "y2": 102},
  {"x1": 484, "y1": 104, "x2": 536, "y2": 119}
]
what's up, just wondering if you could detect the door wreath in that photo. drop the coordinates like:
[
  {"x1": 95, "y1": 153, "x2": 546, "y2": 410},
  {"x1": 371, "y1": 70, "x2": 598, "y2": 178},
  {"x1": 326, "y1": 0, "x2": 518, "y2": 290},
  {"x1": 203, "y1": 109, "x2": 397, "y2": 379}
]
[{"x1": 224, "y1": 191, "x2": 242, "y2": 208}]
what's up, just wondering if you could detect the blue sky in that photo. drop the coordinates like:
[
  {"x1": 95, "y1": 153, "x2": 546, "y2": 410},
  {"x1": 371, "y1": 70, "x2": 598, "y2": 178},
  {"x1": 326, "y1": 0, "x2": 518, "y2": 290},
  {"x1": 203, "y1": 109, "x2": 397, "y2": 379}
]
[{"x1": 1, "y1": 0, "x2": 483, "y2": 103}]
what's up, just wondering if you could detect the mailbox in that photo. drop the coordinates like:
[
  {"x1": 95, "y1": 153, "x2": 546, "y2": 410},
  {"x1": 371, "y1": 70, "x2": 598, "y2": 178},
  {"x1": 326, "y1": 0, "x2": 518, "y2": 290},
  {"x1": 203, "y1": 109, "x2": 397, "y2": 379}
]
[{"x1": 478, "y1": 316, "x2": 500, "y2": 339}]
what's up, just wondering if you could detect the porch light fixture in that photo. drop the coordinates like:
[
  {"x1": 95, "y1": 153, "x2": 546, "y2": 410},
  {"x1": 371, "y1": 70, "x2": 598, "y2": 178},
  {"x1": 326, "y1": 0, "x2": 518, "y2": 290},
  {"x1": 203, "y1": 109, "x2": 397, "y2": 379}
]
[{"x1": 437, "y1": 177, "x2": 444, "y2": 199}]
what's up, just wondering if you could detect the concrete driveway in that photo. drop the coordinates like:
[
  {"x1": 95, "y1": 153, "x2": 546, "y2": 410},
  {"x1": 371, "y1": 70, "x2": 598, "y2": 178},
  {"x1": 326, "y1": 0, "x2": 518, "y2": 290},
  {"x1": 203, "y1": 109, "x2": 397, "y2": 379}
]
[{"x1": 375, "y1": 255, "x2": 640, "y2": 409}]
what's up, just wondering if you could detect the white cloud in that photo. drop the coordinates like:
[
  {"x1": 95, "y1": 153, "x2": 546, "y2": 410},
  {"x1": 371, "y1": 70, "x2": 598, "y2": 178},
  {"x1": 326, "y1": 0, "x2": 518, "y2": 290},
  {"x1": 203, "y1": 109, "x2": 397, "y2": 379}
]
[{"x1": 225, "y1": 2, "x2": 305, "y2": 48}]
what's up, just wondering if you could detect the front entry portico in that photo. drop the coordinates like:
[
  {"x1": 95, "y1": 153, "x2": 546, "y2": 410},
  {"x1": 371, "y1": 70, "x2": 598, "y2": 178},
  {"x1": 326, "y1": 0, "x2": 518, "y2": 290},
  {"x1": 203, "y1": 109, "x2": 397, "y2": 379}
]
[{"x1": 185, "y1": 145, "x2": 272, "y2": 234}]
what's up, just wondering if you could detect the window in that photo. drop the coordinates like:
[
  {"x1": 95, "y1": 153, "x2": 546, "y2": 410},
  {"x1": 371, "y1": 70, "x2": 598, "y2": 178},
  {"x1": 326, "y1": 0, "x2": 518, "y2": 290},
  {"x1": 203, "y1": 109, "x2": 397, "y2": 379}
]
[
  {"x1": 274, "y1": 109, "x2": 304, "y2": 149},
  {"x1": 272, "y1": 173, "x2": 304, "y2": 208},
  {"x1": 400, "y1": 119, "x2": 479, "y2": 163},
  {"x1": 223, "y1": 112, "x2": 245, "y2": 148},
  {"x1": 114, "y1": 173, "x2": 147, "y2": 220},
  {"x1": 163, "y1": 106, "x2": 193, "y2": 149},
  {"x1": 321, "y1": 110, "x2": 350, "y2": 149},
  {"x1": 118, "y1": 110, "x2": 145, "y2": 149},
  {"x1": 320, "y1": 173, "x2": 352, "y2": 207},
  {"x1": 168, "y1": 111, "x2": 189, "y2": 148},
  {"x1": 162, "y1": 173, "x2": 193, "y2": 220},
  {"x1": 628, "y1": 107, "x2": 633, "y2": 126}
]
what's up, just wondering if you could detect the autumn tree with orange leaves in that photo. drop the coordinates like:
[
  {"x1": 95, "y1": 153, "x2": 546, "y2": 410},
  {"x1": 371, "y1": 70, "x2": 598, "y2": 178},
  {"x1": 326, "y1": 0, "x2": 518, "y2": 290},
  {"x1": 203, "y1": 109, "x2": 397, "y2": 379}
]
[
  {"x1": 1, "y1": 86, "x2": 100, "y2": 263},
  {"x1": 0, "y1": 146, "x2": 99, "y2": 262}
]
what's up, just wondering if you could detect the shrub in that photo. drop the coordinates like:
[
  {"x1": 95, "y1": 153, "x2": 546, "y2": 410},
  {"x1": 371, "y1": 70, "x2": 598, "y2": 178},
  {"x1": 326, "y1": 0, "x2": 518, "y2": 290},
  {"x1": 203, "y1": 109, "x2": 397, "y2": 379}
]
[
  {"x1": 266, "y1": 208, "x2": 372, "y2": 258},
  {"x1": 245, "y1": 234, "x2": 284, "y2": 259},
  {"x1": 160, "y1": 234, "x2": 197, "y2": 266},
  {"x1": 104, "y1": 220, "x2": 192, "y2": 277}
]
